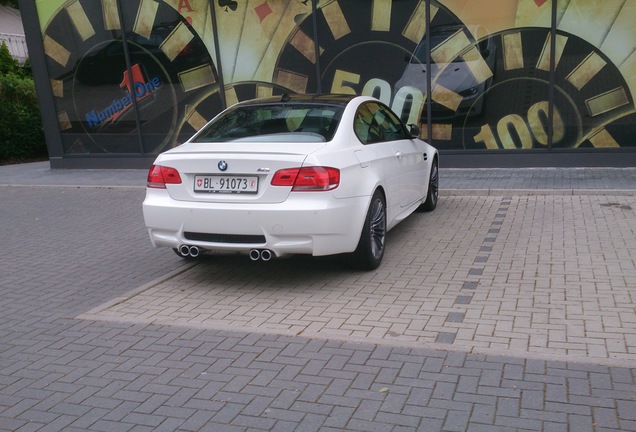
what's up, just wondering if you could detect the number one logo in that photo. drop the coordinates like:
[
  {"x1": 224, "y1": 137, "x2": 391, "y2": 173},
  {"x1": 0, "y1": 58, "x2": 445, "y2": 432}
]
[{"x1": 120, "y1": 64, "x2": 146, "y2": 97}]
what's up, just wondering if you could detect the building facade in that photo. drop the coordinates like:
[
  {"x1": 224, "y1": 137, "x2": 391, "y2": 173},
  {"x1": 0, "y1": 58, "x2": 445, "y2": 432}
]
[
  {"x1": 1, "y1": 4, "x2": 29, "y2": 64},
  {"x1": 20, "y1": 0, "x2": 636, "y2": 168}
]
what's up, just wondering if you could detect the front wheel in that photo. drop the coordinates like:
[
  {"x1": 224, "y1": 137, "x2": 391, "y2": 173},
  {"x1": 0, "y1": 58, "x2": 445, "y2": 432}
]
[
  {"x1": 349, "y1": 190, "x2": 387, "y2": 270},
  {"x1": 419, "y1": 158, "x2": 438, "y2": 212}
]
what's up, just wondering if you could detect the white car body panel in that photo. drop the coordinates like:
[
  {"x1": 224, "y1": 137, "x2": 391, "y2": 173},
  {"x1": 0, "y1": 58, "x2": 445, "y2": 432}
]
[
  {"x1": 143, "y1": 95, "x2": 437, "y2": 261},
  {"x1": 153, "y1": 143, "x2": 324, "y2": 204},
  {"x1": 144, "y1": 188, "x2": 369, "y2": 256}
]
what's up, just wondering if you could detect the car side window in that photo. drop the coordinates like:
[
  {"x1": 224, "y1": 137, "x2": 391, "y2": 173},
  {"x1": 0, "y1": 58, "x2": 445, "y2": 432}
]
[
  {"x1": 354, "y1": 103, "x2": 385, "y2": 144},
  {"x1": 354, "y1": 102, "x2": 409, "y2": 144},
  {"x1": 374, "y1": 104, "x2": 410, "y2": 141}
]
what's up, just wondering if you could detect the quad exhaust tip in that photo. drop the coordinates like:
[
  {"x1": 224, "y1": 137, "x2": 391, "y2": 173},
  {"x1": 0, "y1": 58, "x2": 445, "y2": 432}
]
[{"x1": 178, "y1": 245, "x2": 273, "y2": 261}]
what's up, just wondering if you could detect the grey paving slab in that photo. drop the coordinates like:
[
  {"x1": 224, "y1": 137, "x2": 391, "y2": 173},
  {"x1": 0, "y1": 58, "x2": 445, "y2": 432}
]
[
  {"x1": 79, "y1": 194, "x2": 636, "y2": 368},
  {"x1": 1, "y1": 167, "x2": 636, "y2": 431}
]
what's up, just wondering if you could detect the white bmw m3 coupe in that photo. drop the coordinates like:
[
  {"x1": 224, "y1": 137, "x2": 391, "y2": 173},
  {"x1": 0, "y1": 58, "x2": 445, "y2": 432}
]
[{"x1": 143, "y1": 94, "x2": 438, "y2": 270}]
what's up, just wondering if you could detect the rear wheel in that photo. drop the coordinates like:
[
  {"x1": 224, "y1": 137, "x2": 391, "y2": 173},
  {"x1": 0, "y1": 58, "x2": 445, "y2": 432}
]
[
  {"x1": 419, "y1": 157, "x2": 438, "y2": 212},
  {"x1": 349, "y1": 190, "x2": 386, "y2": 270}
]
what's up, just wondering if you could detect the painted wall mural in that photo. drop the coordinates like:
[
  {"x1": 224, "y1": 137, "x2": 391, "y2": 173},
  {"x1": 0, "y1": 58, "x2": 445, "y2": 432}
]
[{"x1": 34, "y1": 0, "x2": 636, "y2": 157}]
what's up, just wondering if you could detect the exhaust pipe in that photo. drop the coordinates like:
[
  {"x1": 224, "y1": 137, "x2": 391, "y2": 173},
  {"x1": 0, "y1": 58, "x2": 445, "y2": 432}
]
[
  {"x1": 249, "y1": 249, "x2": 274, "y2": 261},
  {"x1": 178, "y1": 245, "x2": 200, "y2": 258}
]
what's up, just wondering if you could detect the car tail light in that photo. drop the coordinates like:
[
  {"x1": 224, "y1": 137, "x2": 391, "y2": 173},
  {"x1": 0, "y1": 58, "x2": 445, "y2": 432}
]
[
  {"x1": 147, "y1": 165, "x2": 182, "y2": 188},
  {"x1": 271, "y1": 166, "x2": 340, "y2": 191}
]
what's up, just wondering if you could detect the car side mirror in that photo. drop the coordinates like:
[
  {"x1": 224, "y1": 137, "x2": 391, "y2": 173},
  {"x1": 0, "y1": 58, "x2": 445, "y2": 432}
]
[{"x1": 408, "y1": 124, "x2": 420, "y2": 138}]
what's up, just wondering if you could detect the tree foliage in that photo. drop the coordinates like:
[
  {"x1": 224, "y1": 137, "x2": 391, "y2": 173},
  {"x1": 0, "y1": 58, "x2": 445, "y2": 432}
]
[
  {"x1": 0, "y1": 42, "x2": 47, "y2": 163},
  {"x1": 0, "y1": 1, "x2": 20, "y2": 9}
]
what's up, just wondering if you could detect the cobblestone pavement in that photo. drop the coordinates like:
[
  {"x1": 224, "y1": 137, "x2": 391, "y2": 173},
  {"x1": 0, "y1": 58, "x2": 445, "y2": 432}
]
[
  {"x1": 1, "y1": 164, "x2": 636, "y2": 431},
  {"x1": 80, "y1": 194, "x2": 636, "y2": 367}
]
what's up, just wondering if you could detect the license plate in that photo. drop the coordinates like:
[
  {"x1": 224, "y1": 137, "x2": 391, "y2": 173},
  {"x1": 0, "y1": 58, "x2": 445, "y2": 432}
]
[{"x1": 194, "y1": 175, "x2": 258, "y2": 193}]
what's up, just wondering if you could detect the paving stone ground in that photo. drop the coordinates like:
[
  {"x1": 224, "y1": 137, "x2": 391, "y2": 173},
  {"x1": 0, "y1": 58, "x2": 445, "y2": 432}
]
[
  {"x1": 1, "y1": 165, "x2": 636, "y2": 431},
  {"x1": 81, "y1": 195, "x2": 636, "y2": 368}
]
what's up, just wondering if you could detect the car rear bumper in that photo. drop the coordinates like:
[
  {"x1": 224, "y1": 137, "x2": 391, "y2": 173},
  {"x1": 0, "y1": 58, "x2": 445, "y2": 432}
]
[{"x1": 142, "y1": 189, "x2": 369, "y2": 257}]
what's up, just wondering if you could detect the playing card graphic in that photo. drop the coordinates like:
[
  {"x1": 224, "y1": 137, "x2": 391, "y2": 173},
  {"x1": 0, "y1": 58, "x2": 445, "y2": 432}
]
[
  {"x1": 253, "y1": 0, "x2": 312, "y2": 83},
  {"x1": 214, "y1": 0, "x2": 249, "y2": 82},
  {"x1": 600, "y1": 0, "x2": 636, "y2": 67},
  {"x1": 218, "y1": 0, "x2": 239, "y2": 12},
  {"x1": 514, "y1": 0, "x2": 563, "y2": 27},
  {"x1": 558, "y1": 0, "x2": 624, "y2": 47},
  {"x1": 440, "y1": 0, "x2": 517, "y2": 37},
  {"x1": 213, "y1": 0, "x2": 310, "y2": 84},
  {"x1": 232, "y1": 0, "x2": 286, "y2": 82},
  {"x1": 164, "y1": 0, "x2": 217, "y2": 61}
]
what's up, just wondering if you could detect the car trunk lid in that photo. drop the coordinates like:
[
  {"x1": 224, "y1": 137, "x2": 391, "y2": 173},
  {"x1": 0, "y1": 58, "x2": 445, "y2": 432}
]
[{"x1": 157, "y1": 141, "x2": 326, "y2": 204}]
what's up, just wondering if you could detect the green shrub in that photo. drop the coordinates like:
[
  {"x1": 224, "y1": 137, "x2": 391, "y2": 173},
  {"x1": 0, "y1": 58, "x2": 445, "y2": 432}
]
[{"x1": 0, "y1": 42, "x2": 47, "y2": 164}]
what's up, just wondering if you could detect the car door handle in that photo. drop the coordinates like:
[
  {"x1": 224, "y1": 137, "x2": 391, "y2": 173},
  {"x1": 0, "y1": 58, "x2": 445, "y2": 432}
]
[{"x1": 395, "y1": 151, "x2": 403, "y2": 159}]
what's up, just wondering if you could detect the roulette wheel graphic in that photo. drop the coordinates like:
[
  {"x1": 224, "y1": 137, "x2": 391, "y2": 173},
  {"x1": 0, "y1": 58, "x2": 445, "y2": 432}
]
[
  {"x1": 458, "y1": 27, "x2": 633, "y2": 150},
  {"x1": 271, "y1": 0, "x2": 634, "y2": 150},
  {"x1": 176, "y1": 80, "x2": 292, "y2": 138},
  {"x1": 40, "y1": 0, "x2": 636, "y2": 155},
  {"x1": 273, "y1": 0, "x2": 434, "y2": 125},
  {"x1": 42, "y1": 0, "x2": 220, "y2": 154}
]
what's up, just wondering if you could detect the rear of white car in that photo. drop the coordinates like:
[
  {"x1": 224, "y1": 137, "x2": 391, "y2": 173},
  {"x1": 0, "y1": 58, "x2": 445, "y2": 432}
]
[
  {"x1": 143, "y1": 141, "x2": 370, "y2": 258},
  {"x1": 143, "y1": 94, "x2": 437, "y2": 269}
]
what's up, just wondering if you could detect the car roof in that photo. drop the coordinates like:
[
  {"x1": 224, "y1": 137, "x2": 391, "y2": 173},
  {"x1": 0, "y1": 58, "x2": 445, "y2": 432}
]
[{"x1": 233, "y1": 93, "x2": 358, "y2": 108}]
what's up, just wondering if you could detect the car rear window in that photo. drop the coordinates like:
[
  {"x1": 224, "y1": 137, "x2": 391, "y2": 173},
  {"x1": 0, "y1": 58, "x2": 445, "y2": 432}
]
[{"x1": 193, "y1": 104, "x2": 344, "y2": 143}]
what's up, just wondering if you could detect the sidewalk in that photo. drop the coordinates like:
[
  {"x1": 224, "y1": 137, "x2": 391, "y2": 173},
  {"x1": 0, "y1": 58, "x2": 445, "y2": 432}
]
[
  {"x1": 2, "y1": 161, "x2": 636, "y2": 192},
  {"x1": 0, "y1": 161, "x2": 147, "y2": 187},
  {"x1": 442, "y1": 167, "x2": 636, "y2": 195}
]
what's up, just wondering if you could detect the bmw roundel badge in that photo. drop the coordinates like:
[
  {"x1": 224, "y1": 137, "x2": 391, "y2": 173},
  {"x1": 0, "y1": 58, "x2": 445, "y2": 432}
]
[{"x1": 218, "y1": 160, "x2": 228, "y2": 171}]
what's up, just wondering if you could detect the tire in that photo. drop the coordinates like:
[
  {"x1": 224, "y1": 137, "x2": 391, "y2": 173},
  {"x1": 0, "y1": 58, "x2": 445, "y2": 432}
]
[
  {"x1": 349, "y1": 190, "x2": 387, "y2": 270},
  {"x1": 419, "y1": 157, "x2": 438, "y2": 212}
]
